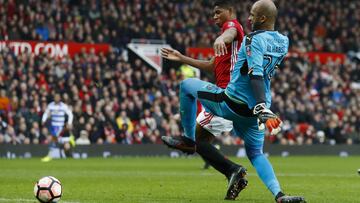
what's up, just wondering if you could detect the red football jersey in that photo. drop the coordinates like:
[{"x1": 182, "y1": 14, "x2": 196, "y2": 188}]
[{"x1": 214, "y1": 19, "x2": 244, "y2": 88}]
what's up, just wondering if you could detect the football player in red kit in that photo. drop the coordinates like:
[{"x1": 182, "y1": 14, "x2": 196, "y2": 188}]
[{"x1": 161, "y1": 0, "x2": 247, "y2": 200}]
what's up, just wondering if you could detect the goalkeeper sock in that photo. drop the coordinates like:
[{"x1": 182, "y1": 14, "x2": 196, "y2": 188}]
[
  {"x1": 196, "y1": 140, "x2": 239, "y2": 179},
  {"x1": 249, "y1": 154, "x2": 281, "y2": 196}
]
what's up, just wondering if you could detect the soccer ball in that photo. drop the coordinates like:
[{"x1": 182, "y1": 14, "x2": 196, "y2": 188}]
[{"x1": 34, "y1": 176, "x2": 62, "y2": 203}]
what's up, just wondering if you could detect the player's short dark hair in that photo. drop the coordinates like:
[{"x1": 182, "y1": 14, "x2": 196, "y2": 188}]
[{"x1": 213, "y1": 0, "x2": 235, "y2": 9}]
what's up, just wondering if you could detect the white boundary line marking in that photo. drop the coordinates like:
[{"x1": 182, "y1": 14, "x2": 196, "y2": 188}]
[
  {"x1": 90, "y1": 171, "x2": 355, "y2": 178},
  {"x1": 0, "y1": 197, "x2": 80, "y2": 203}
]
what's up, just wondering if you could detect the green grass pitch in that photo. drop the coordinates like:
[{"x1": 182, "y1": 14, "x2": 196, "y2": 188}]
[{"x1": 0, "y1": 156, "x2": 359, "y2": 203}]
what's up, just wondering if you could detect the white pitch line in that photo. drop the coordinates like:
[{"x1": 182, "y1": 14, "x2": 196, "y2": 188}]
[
  {"x1": 251, "y1": 172, "x2": 354, "y2": 178},
  {"x1": 92, "y1": 170, "x2": 355, "y2": 178},
  {"x1": 0, "y1": 197, "x2": 80, "y2": 203},
  {"x1": 0, "y1": 198, "x2": 34, "y2": 202}
]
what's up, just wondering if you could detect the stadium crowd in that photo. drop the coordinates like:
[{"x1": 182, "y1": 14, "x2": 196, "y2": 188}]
[
  {"x1": 0, "y1": 0, "x2": 359, "y2": 145},
  {"x1": 1, "y1": 0, "x2": 359, "y2": 52},
  {"x1": 0, "y1": 46, "x2": 183, "y2": 145}
]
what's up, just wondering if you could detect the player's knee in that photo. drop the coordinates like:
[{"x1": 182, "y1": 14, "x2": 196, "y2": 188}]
[
  {"x1": 245, "y1": 147, "x2": 263, "y2": 160},
  {"x1": 63, "y1": 143, "x2": 71, "y2": 151},
  {"x1": 180, "y1": 78, "x2": 196, "y2": 93}
]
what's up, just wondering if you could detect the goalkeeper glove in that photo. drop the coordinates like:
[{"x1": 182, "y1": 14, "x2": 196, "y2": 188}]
[{"x1": 253, "y1": 103, "x2": 282, "y2": 135}]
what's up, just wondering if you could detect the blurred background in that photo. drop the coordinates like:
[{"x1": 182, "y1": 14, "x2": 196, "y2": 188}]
[{"x1": 0, "y1": 0, "x2": 359, "y2": 149}]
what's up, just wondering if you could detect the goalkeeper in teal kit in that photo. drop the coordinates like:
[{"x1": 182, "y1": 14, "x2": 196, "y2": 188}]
[{"x1": 162, "y1": 0, "x2": 306, "y2": 202}]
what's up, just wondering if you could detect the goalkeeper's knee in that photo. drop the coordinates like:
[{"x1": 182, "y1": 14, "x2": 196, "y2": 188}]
[{"x1": 245, "y1": 146, "x2": 263, "y2": 162}]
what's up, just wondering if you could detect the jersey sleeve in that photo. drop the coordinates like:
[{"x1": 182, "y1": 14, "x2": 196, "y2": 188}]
[
  {"x1": 41, "y1": 103, "x2": 51, "y2": 123},
  {"x1": 245, "y1": 36, "x2": 265, "y2": 76},
  {"x1": 222, "y1": 21, "x2": 236, "y2": 32}
]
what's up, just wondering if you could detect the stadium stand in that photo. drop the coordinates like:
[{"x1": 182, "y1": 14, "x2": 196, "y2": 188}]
[{"x1": 0, "y1": 0, "x2": 359, "y2": 145}]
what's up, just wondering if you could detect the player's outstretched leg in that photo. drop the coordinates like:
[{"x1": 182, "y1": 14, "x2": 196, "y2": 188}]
[
  {"x1": 196, "y1": 126, "x2": 240, "y2": 176},
  {"x1": 161, "y1": 79, "x2": 203, "y2": 154},
  {"x1": 161, "y1": 135, "x2": 196, "y2": 154},
  {"x1": 275, "y1": 192, "x2": 306, "y2": 203},
  {"x1": 224, "y1": 166, "x2": 248, "y2": 200},
  {"x1": 247, "y1": 150, "x2": 306, "y2": 202}
]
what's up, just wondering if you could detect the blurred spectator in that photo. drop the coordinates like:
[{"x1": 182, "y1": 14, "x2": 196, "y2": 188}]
[
  {"x1": 116, "y1": 111, "x2": 134, "y2": 135},
  {"x1": 76, "y1": 130, "x2": 91, "y2": 145},
  {"x1": 0, "y1": 89, "x2": 10, "y2": 111}
]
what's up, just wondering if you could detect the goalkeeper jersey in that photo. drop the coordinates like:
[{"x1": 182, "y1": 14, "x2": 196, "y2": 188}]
[{"x1": 225, "y1": 30, "x2": 289, "y2": 109}]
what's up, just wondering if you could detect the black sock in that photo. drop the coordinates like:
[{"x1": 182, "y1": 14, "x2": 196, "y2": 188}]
[
  {"x1": 201, "y1": 157, "x2": 211, "y2": 169},
  {"x1": 275, "y1": 191, "x2": 285, "y2": 200},
  {"x1": 196, "y1": 140, "x2": 239, "y2": 179},
  {"x1": 182, "y1": 136, "x2": 196, "y2": 147},
  {"x1": 64, "y1": 147, "x2": 72, "y2": 158}
]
